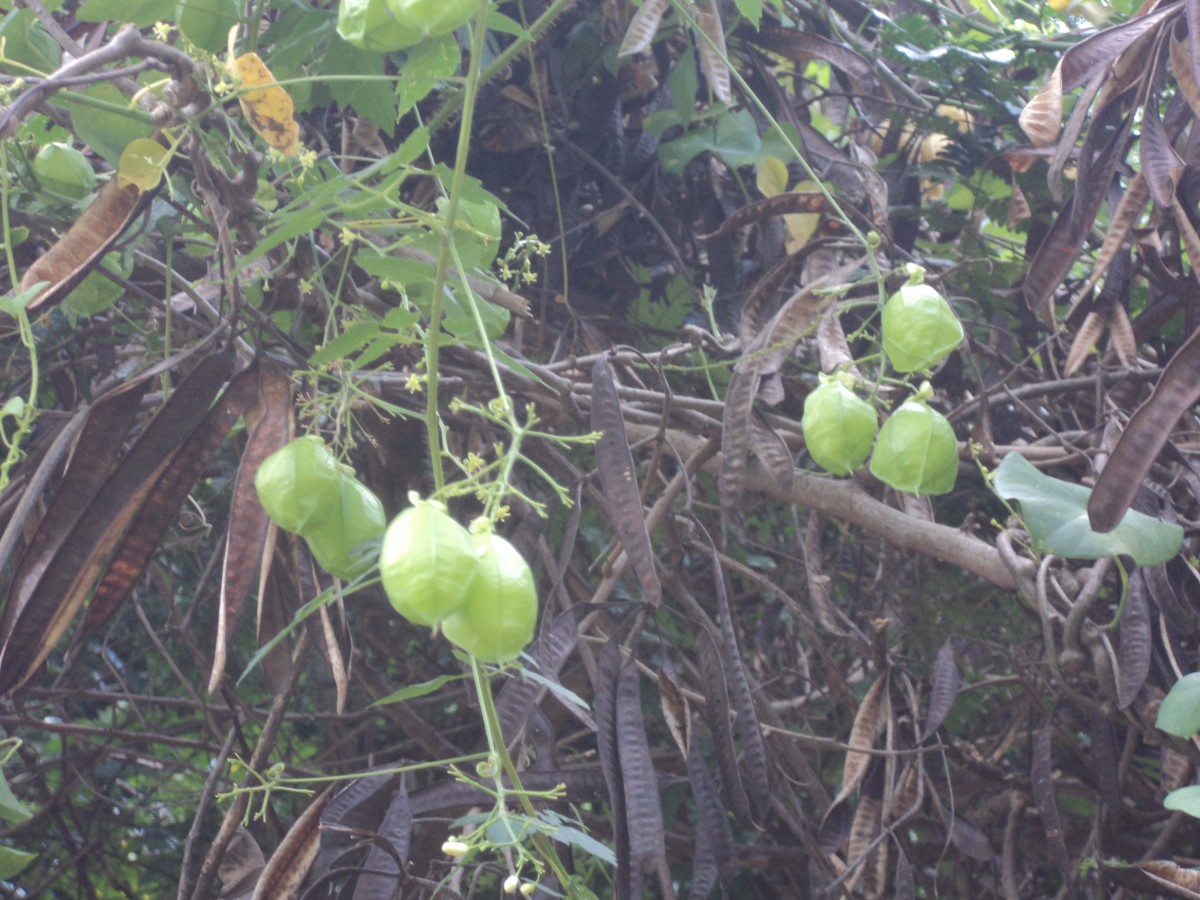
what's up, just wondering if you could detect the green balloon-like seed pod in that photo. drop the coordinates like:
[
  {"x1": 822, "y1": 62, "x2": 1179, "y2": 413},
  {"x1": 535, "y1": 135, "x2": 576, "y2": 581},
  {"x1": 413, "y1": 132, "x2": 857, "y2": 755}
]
[
  {"x1": 802, "y1": 380, "x2": 878, "y2": 476},
  {"x1": 881, "y1": 272, "x2": 964, "y2": 373},
  {"x1": 441, "y1": 532, "x2": 538, "y2": 664},
  {"x1": 869, "y1": 399, "x2": 958, "y2": 495},
  {"x1": 381, "y1": 500, "x2": 478, "y2": 627}
]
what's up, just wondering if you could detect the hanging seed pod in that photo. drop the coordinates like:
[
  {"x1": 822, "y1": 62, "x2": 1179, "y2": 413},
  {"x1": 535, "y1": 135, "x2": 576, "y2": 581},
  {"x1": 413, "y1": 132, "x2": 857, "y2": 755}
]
[
  {"x1": 869, "y1": 397, "x2": 958, "y2": 495},
  {"x1": 254, "y1": 436, "x2": 344, "y2": 534},
  {"x1": 881, "y1": 265, "x2": 964, "y2": 373},
  {"x1": 380, "y1": 495, "x2": 478, "y2": 627},
  {"x1": 441, "y1": 531, "x2": 538, "y2": 664},
  {"x1": 801, "y1": 376, "x2": 878, "y2": 476},
  {"x1": 305, "y1": 473, "x2": 387, "y2": 580}
]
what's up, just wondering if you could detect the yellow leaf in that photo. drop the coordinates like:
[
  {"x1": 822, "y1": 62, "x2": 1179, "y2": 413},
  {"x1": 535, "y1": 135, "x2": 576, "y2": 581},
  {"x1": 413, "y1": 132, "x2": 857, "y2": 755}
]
[
  {"x1": 784, "y1": 180, "x2": 820, "y2": 253},
  {"x1": 228, "y1": 50, "x2": 300, "y2": 156},
  {"x1": 755, "y1": 156, "x2": 789, "y2": 198},
  {"x1": 117, "y1": 138, "x2": 168, "y2": 190}
]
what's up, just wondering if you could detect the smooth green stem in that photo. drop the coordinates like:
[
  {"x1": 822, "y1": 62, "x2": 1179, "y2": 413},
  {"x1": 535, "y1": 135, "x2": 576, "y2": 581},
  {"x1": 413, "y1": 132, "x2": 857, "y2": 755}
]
[
  {"x1": 470, "y1": 658, "x2": 574, "y2": 892},
  {"x1": 424, "y1": 0, "x2": 493, "y2": 494}
]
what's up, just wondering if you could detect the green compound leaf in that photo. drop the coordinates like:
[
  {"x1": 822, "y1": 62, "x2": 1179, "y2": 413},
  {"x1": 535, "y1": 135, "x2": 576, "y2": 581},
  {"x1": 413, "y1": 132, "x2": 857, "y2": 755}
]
[
  {"x1": 1164, "y1": 785, "x2": 1200, "y2": 819},
  {"x1": 992, "y1": 452, "x2": 1182, "y2": 565},
  {"x1": 1156, "y1": 672, "x2": 1200, "y2": 738}
]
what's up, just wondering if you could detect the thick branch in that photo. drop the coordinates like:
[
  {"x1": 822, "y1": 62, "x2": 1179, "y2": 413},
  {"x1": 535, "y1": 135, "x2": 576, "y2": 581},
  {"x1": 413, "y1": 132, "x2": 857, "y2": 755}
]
[{"x1": 626, "y1": 422, "x2": 1017, "y2": 591}]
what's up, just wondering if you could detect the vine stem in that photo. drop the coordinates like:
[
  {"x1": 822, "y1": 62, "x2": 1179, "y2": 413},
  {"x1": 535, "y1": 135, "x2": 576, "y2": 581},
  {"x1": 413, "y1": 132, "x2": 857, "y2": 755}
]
[
  {"x1": 423, "y1": 0, "x2": 492, "y2": 494},
  {"x1": 470, "y1": 657, "x2": 574, "y2": 892}
]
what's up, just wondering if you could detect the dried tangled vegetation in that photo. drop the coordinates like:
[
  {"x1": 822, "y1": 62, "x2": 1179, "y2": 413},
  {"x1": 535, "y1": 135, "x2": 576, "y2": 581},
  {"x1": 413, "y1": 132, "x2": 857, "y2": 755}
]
[{"x1": 4, "y1": 0, "x2": 1200, "y2": 896}]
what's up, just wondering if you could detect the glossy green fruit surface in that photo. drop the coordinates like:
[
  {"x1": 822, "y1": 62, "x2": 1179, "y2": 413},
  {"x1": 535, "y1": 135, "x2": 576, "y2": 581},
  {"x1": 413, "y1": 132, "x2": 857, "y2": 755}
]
[
  {"x1": 254, "y1": 436, "x2": 343, "y2": 534},
  {"x1": 380, "y1": 500, "x2": 477, "y2": 627},
  {"x1": 441, "y1": 532, "x2": 537, "y2": 663},
  {"x1": 802, "y1": 379, "x2": 877, "y2": 476}
]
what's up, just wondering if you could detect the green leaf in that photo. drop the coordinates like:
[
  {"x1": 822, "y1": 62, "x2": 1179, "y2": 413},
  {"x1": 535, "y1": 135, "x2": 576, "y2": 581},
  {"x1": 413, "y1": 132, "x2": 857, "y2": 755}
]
[
  {"x1": 730, "y1": 0, "x2": 762, "y2": 28},
  {"x1": 177, "y1": 0, "x2": 241, "y2": 51},
  {"x1": 669, "y1": 46, "x2": 698, "y2": 127},
  {"x1": 322, "y1": 35, "x2": 398, "y2": 136},
  {"x1": 76, "y1": 0, "x2": 173, "y2": 26},
  {"x1": 1156, "y1": 672, "x2": 1200, "y2": 738},
  {"x1": 1164, "y1": 785, "x2": 1200, "y2": 819},
  {"x1": 397, "y1": 34, "x2": 460, "y2": 115},
  {"x1": 991, "y1": 453, "x2": 1183, "y2": 565},
  {"x1": 0, "y1": 10, "x2": 62, "y2": 72},
  {"x1": 0, "y1": 771, "x2": 31, "y2": 824},
  {"x1": 0, "y1": 281, "x2": 49, "y2": 317},
  {"x1": 310, "y1": 320, "x2": 381, "y2": 366},
  {"x1": 62, "y1": 83, "x2": 155, "y2": 167},
  {"x1": 549, "y1": 823, "x2": 616, "y2": 865},
  {"x1": 710, "y1": 109, "x2": 762, "y2": 169},
  {"x1": 0, "y1": 845, "x2": 35, "y2": 880},
  {"x1": 658, "y1": 128, "x2": 713, "y2": 175},
  {"x1": 368, "y1": 673, "x2": 464, "y2": 707}
]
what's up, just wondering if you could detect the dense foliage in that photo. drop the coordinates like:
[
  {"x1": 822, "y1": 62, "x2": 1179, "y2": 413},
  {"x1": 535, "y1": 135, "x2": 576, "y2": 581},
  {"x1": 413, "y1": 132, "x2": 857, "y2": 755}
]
[{"x1": 3, "y1": 0, "x2": 1200, "y2": 896}]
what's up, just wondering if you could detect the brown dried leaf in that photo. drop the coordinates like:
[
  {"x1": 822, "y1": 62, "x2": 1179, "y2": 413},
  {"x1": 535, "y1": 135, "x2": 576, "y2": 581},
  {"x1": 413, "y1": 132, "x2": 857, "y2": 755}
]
[
  {"x1": 1107, "y1": 302, "x2": 1137, "y2": 370},
  {"x1": 922, "y1": 639, "x2": 960, "y2": 741},
  {"x1": 19, "y1": 179, "x2": 147, "y2": 316},
  {"x1": 815, "y1": 306, "x2": 860, "y2": 377},
  {"x1": 1116, "y1": 572, "x2": 1151, "y2": 709},
  {"x1": 250, "y1": 787, "x2": 331, "y2": 900},
  {"x1": 695, "y1": 627, "x2": 752, "y2": 827},
  {"x1": 1064, "y1": 310, "x2": 1107, "y2": 377},
  {"x1": 686, "y1": 717, "x2": 735, "y2": 898},
  {"x1": 617, "y1": 652, "x2": 666, "y2": 881},
  {"x1": 843, "y1": 793, "x2": 883, "y2": 895},
  {"x1": 1088, "y1": 324, "x2": 1200, "y2": 531},
  {"x1": 1171, "y1": 32, "x2": 1200, "y2": 121},
  {"x1": 1101, "y1": 859, "x2": 1200, "y2": 898},
  {"x1": 1019, "y1": 63, "x2": 1064, "y2": 146},
  {"x1": 211, "y1": 357, "x2": 294, "y2": 693},
  {"x1": 1089, "y1": 711, "x2": 1122, "y2": 821},
  {"x1": 1161, "y1": 746, "x2": 1193, "y2": 794},
  {"x1": 710, "y1": 549, "x2": 772, "y2": 823},
  {"x1": 755, "y1": 27, "x2": 876, "y2": 83},
  {"x1": 618, "y1": 0, "x2": 669, "y2": 57},
  {"x1": 658, "y1": 660, "x2": 690, "y2": 759},
  {"x1": 693, "y1": 0, "x2": 731, "y2": 104},
  {"x1": 218, "y1": 827, "x2": 265, "y2": 900},
  {"x1": 595, "y1": 636, "x2": 631, "y2": 896},
  {"x1": 698, "y1": 193, "x2": 830, "y2": 244},
  {"x1": 81, "y1": 360, "x2": 261, "y2": 638},
  {"x1": 591, "y1": 355, "x2": 662, "y2": 605},
  {"x1": 1141, "y1": 98, "x2": 1184, "y2": 206},
  {"x1": 833, "y1": 673, "x2": 889, "y2": 809},
  {"x1": 748, "y1": 412, "x2": 793, "y2": 490},
  {"x1": 1075, "y1": 173, "x2": 1149, "y2": 302},
  {"x1": 1032, "y1": 724, "x2": 1071, "y2": 884},
  {"x1": 0, "y1": 352, "x2": 233, "y2": 695},
  {"x1": 355, "y1": 785, "x2": 413, "y2": 899},
  {"x1": 803, "y1": 514, "x2": 847, "y2": 636}
]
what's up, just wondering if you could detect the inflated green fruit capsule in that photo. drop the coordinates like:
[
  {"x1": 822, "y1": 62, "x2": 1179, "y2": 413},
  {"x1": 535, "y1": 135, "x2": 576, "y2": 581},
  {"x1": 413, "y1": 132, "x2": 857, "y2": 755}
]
[
  {"x1": 33, "y1": 142, "x2": 96, "y2": 200},
  {"x1": 305, "y1": 474, "x2": 386, "y2": 580},
  {"x1": 802, "y1": 376, "x2": 877, "y2": 476},
  {"x1": 881, "y1": 264, "x2": 963, "y2": 373},
  {"x1": 337, "y1": 0, "x2": 422, "y2": 52},
  {"x1": 255, "y1": 436, "x2": 343, "y2": 534},
  {"x1": 869, "y1": 395, "x2": 958, "y2": 496},
  {"x1": 381, "y1": 494, "x2": 477, "y2": 627},
  {"x1": 388, "y1": 0, "x2": 476, "y2": 38},
  {"x1": 441, "y1": 530, "x2": 537, "y2": 664}
]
